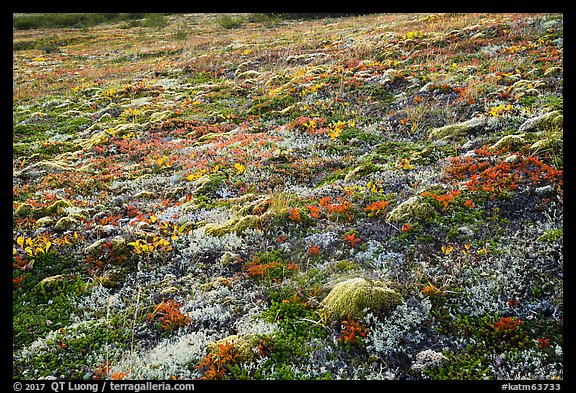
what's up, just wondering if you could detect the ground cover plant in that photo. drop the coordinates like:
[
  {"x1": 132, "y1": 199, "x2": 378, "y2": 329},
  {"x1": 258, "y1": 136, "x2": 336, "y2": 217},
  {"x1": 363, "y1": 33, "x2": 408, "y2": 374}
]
[{"x1": 13, "y1": 12, "x2": 563, "y2": 382}]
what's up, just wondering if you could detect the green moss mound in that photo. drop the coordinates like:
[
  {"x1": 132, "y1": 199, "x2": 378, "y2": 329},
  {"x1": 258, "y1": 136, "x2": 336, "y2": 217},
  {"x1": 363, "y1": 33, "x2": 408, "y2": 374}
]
[
  {"x1": 386, "y1": 195, "x2": 434, "y2": 224},
  {"x1": 319, "y1": 277, "x2": 403, "y2": 321},
  {"x1": 427, "y1": 117, "x2": 486, "y2": 142},
  {"x1": 207, "y1": 334, "x2": 258, "y2": 363},
  {"x1": 203, "y1": 215, "x2": 261, "y2": 237}
]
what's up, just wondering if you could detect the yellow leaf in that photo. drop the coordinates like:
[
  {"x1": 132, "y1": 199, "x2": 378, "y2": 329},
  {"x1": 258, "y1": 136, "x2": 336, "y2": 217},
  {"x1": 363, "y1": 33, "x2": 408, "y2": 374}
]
[
  {"x1": 269, "y1": 87, "x2": 283, "y2": 96},
  {"x1": 156, "y1": 156, "x2": 168, "y2": 166},
  {"x1": 150, "y1": 215, "x2": 157, "y2": 223},
  {"x1": 441, "y1": 245, "x2": 453, "y2": 255},
  {"x1": 398, "y1": 158, "x2": 414, "y2": 170},
  {"x1": 17, "y1": 236, "x2": 25, "y2": 248},
  {"x1": 25, "y1": 247, "x2": 34, "y2": 256},
  {"x1": 234, "y1": 163, "x2": 246, "y2": 174},
  {"x1": 45, "y1": 241, "x2": 51, "y2": 253},
  {"x1": 13, "y1": 248, "x2": 17, "y2": 256}
]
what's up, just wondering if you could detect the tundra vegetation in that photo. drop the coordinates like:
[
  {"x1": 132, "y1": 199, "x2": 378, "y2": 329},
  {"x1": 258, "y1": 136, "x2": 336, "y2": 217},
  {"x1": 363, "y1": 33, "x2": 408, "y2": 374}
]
[{"x1": 13, "y1": 13, "x2": 563, "y2": 381}]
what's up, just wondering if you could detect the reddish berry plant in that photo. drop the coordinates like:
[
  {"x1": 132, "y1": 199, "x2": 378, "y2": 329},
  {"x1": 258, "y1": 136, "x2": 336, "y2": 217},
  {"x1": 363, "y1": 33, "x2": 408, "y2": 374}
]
[
  {"x1": 196, "y1": 342, "x2": 239, "y2": 380},
  {"x1": 339, "y1": 319, "x2": 368, "y2": 348},
  {"x1": 147, "y1": 299, "x2": 190, "y2": 333}
]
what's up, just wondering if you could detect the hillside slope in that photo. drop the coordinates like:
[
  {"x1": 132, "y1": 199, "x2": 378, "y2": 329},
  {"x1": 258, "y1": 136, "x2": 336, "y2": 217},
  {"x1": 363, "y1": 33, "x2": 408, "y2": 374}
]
[{"x1": 13, "y1": 13, "x2": 563, "y2": 380}]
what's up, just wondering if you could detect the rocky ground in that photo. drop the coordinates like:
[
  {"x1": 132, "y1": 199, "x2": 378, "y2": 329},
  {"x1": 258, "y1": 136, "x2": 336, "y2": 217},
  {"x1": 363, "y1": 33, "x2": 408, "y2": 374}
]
[{"x1": 13, "y1": 13, "x2": 563, "y2": 381}]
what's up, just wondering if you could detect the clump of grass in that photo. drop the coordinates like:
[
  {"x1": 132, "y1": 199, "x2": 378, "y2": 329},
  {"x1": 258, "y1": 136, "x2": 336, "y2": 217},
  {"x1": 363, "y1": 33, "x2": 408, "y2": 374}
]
[
  {"x1": 218, "y1": 14, "x2": 246, "y2": 29},
  {"x1": 138, "y1": 13, "x2": 169, "y2": 28},
  {"x1": 121, "y1": 13, "x2": 168, "y2": 29}
]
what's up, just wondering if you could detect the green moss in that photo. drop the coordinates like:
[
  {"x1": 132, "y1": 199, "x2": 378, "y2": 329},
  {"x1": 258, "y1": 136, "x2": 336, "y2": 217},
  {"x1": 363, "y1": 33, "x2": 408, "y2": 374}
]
[
  {"x1": 13, "y1": 276, "x2": 88, "y2": 350},
  {"x1": 15, "y1": 200, "x2": 73, "y2": 220},
  {"x1": 427, "y1": 117, "x2": 486, "y2": 142},
  {"x1": 520, "y1": 110, "x2": 563, "y2": 133},
  {"x1": 218, "y1": 14, "x2": 246, "y2": 29},
  {"x1": 203, "y1": 215, "x2": 261, "y2": 237},
  {"x1": 318, "y1": 277, "x2": 403, "y2": 322},
  {"x1": 35, "y1": 216, "x2": 54, "y2": 227},
  {"x1": 543, "y1": 95, "x2": 563, "y2": 112},
  {"x1": 253, "y1": 287, "x2": 328, "y2": 378},
  {"x1": 529, "y1": 131, "x2": 562, "y2": 161},
  {"x1": 13, "y1": 142, "x2": 34, "y2": 158},
  {"x1": 337, "y1": 127, "x2": 377, "y2": 144},
  {"x1": 46, "y1": 200, "x2": 71, "y2": 216},
  {"x1": 386, "y1": 195, "x2": 434, "y2": 224},
  {"x1": 14, "y1": 203, "x2": 34, "y2": 218},
  {"x1": 197, "y1": 132, "x2": 220, "y2": 143},
  {"x1": 37, "y1": 251, "x2": 79, "y2": 281},
  {"x1": 360, "y1": 84, "x2": 395, "y2": 104},
  {"x1": 247, "y1": 94, "x2": 296, "y2": 120},
  {"x1": 423, "y1": 351, "x2": 492, "y2": 380},
  {"x1": 13, "y1": 319, "x2": 130, "y2": 379},
  {"x1": 54, "y1": 216, "x2": 79, "y2": 232},
  {"x1": 539, "y1": 111, "x2": 563, "y2": 133},
  {"x1": 370, "y1": 140, "x2": 424, "y2": 165},
  {"x1": 59, "y1": 115, "x2": 92, "y2": 134},
  {"x1": 196, "y1": 172, "x2": 228, "y2": 197},
  {"x1": 35, "y1": 140, "x2": 80, "y2": 158},
  {"x1": 428, "y1": 311, "x2": 536, "y2": 380},
  {"x1": 517, "y1": 95, "x2": 538, "y2": 108},
  {"x1": 13, "y1": 123, "x2": 51, "y2": 143},
  {"x1": 233, "y1": 196, "x2": 269, "y2": 216},
  {"x1": 207, "y1": 334, "x2": 259, "y2": 363},
  {"x1": 317, "y1": 168, "x2": 346, "y2": 187},
  {"x1": 37, "y1": 274, "x2": 71, "y2": 294},
  {"x1": 334, "y1": 259, "x2": 360, "y2": 272},
  {"x1": 133, "y1": 190, "x2": 156, "y2": 199},
  {"x1": 84, "y1": 238, "x2": 108, "y2": 256},
  {"x1": 537, "y1": 228, "x2": 563, "y2": 243},
  {"x1": 344, "y1": 161, "x2": 379, "y2": 181},
  {"x1": 490, "y1": 134, "x2": 527, "y2": 150}
]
